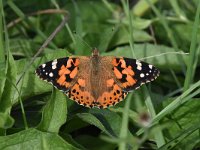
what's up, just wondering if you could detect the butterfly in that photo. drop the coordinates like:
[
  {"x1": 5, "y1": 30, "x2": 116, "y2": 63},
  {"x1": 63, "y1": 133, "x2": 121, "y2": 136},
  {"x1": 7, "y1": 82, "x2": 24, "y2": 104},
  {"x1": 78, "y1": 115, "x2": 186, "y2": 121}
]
[{"x1": 35, "y1": 49, "x2": 159, "y2": 108}]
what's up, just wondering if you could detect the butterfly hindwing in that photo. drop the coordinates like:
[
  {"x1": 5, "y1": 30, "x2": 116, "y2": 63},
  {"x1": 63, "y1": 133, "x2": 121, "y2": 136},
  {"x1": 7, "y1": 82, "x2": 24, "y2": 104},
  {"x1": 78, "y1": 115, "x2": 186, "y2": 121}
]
[
  {"x1": 35, "y1": 57, "x2": 80, "y2": 91},
  {"x1": 112, "y1": 57, "x2": 159, "y2": 91}
]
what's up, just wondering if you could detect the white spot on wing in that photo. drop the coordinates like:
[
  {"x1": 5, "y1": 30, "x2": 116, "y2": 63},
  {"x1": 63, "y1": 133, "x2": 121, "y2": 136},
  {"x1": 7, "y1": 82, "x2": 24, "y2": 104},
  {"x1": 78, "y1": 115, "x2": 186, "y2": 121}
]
[
  {"x1": 52, "y1": 59, "x2": 57, "y2": 70},
  {"x1": 137, "y1": 66, "x2": 142, "y2": 70},
  {"x1": 49, "y1": 72, "x2": 53, "y2": 77},
  {"x1": 136, "y1": 60, "x2": 142, "y2": 66},
  {"x1": 52, "y1": 65, "x2": 57, "y2": 70},
  {"x1": 52, "y1": 59, "x2": 57, "y2": 65},
  {"x1": 42, "y1": 64, "x2": 46, "y2": 68},
  {"x1": 140, "y1": 73, "x2": 145, "y2": 78},
  {"x1": 149, "y1": 65, "x2": 153, "y2": 69},
  {"x1": 136, "y1": 60, "x2": 142, "y2": 71}
]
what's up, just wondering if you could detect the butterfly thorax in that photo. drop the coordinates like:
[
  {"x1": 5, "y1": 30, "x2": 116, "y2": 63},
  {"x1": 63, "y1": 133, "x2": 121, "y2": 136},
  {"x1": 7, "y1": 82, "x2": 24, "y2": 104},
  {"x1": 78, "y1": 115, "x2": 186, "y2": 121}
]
[
  {"x1": 90, "y1": 55, "x2": 105, "y2": 99},
  {"x1": 91, "y1": 54, "x2": 100, "y2": 75}
]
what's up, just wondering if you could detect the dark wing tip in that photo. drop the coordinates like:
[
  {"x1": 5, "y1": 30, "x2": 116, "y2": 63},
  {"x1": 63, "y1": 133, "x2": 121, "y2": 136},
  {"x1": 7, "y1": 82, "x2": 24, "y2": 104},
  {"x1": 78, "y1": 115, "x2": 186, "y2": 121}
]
[
  {"x1": 35, "y1": 64, "x2": 47, "y2": 80},
  {"x1": 151, "y1": 66, "x2": 160, "y2": 81},
  {"x1": 35, "y1": 62, "x2": 56, "y2": 82}
]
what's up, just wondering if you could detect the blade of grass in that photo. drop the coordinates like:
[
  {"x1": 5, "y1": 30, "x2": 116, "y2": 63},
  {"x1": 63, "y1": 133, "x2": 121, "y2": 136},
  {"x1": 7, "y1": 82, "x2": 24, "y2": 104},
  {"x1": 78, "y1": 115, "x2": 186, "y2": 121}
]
[
  {"x1": 170, "y1": 69, "x2": 181, "y2": 89},
  {"x1": 0, "y1": 0, "x2": 6, "y2": 101},
  {"x1": 5, "y1": 77, "x2": 28, "y2": 129},
  {"x1": 139, "y1": 45, "x2": 164, "y2": 148},
  {"x1": 102, "y1": 0, "x2": 115, "y2": 13},
  {"x1": 118, "y1": 1, "x2": 136, "y2": 149},
  {"x1": 72, "y1": 0, "x2": 84, "y2": 55},
  {"x1": 145, "y1": 93, "x2": 165, "y2": 147},
  {"x1": 169, "y1": 0, "x2": 187, "y2": 21},
  {"x1": 153, "y1": 86, "x2": 200, "y2": 128},
  {"x1": 121, "y1": 0, "x2": 136, "y2": 58},
  {"x1": 118, "y1": 93, "x2": 133, "y2": 150},
  {"x1": 192, "y1": 44, "x2": 200, "y2": 78},
  {"x1": 132, "y1": 0, "x2": 159, "y2": 16},
  {"x1": 146, "y1": 0, "x2": 186, "y2": 73},
  {"x1": 125, "y1": 1, "x2": 166, "y2": 145},
  {"x1": 183, "y1": 0, "x2": 200, "y2": 91},
  {"x1": 7, "y1": 0, "x2": 57, "y2": 49},
  {"x1": 0, "y1": 0, "x2": 4, "y2": 62},
  {"x1": 158, "y1": 123, "x2": 200, "y2": 150},
  {"x1": 182, "y1": 0, "x2": 195, "y2": 13},
  {"x1": 51, "y1": 0, "x2": 76, "y2": 45},
  {"x1": 137, "y1": 80, "x2": 200, "y2": 135}
]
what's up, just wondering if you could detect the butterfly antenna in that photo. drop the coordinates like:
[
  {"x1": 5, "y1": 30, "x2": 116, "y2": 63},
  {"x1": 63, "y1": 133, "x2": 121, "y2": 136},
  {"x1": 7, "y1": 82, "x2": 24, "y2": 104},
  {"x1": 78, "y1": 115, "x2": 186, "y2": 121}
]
[
  {"x1": 139, "y1": 51, "x2": 189, "y2": 61},
  {"x1": 74, "y1": 32, "x2": 93, "y2": 50}
]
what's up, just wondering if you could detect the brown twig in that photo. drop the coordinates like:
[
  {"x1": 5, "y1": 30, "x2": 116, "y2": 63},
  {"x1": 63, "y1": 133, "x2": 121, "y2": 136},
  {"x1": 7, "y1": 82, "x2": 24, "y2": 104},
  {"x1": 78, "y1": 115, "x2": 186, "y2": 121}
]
[
  {"x1": 16, "y1": 15, "x2": 68, "y2": 85},
  {"x1": 7, "y1": 9, "x2": 68, "y2": 28}
]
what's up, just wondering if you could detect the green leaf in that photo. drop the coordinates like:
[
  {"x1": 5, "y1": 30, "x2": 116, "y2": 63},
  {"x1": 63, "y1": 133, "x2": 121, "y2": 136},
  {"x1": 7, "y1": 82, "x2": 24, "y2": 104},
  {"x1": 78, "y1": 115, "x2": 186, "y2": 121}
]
[
  {"x1": 77, "y1": 109, "x2": 121, "y2": 137},
  {"x1": 0, "y1": 61, "x2": 6, "y2": 103},
  {"x1": 77, "y1": 112, "x2": 112, "y2": 135},
  {"x1": 160, "y1": 98, "x2": 200, "y2": 149},
  {"x1": 0, "y1": 51, "x2": 17, "y2": 131},
  {"x1": 108, "y1": 27, "x2": 153, "y2": 48},
  {"x1": 98, "y1": 26, "x2": 118, "y2": 52},
  {"x1": 77, "y1": 109, "x2": 133, "y2": 138},
  {"x1": 158, "y1": 124, "x2": 200, "y2": 150},
  {"x1": 37, "y1": 88, "x2": 67, "y2": 133},
  {"x1": 0, "y1": 128, "x2": 79, "y2": 150},
  {"x1": 0, "y1": 113, "x2": 14, "y2": 129},
  {"x1": 108, "y1": 17, "x2": 152, "y2": 30},
  {"x1": 9, "y1": 39, "x2": 44, "y2": 57},
  {"x1": 0, "y1": 0, "x2": 6, "y2": 101}
]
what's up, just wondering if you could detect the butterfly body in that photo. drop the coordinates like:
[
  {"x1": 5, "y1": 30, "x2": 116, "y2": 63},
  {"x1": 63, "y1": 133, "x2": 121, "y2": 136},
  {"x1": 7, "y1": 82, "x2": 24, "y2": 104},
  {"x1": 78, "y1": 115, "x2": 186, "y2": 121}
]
[{"x1": 36, "y1": 49, "x2": 159, "y2": 108}]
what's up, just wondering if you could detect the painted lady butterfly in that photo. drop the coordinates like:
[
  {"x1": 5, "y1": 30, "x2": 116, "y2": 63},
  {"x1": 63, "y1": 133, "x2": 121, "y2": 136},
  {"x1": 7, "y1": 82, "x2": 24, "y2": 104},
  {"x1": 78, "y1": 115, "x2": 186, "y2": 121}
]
[{"x1": 35, "y1": 49, "x2": 159, "y2": 108}]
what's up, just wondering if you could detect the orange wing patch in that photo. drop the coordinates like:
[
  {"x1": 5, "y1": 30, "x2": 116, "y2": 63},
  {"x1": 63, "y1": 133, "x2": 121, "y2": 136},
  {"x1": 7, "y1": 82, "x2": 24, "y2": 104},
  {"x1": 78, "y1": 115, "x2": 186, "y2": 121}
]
[
  {"x1": 67, "y1": 80, "x2": 127, "y2": 108},
  {"x1": 106, "y1": 78, "x2": 115, "y2": 87},
  {"x1": 112, "y1": 58, "x2": 137, "y2": 89},
  {"x1": 96, "y1": 84, "x2": 127, "y2": 108},
  {"x1": 56, "y1": 58, "x2": 80, "y2": 89},
  {"x1": 78, "y1": 78, "x2": 86, "y2": 87},
  {"x1": 67, "y1": 83, "x2": 95, "y2": 108}
]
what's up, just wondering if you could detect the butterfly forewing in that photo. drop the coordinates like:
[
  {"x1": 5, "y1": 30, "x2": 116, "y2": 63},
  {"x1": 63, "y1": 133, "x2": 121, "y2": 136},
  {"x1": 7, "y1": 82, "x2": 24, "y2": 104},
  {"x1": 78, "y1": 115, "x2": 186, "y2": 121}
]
[
  {"x1": 35, "y1": 57, "x2": 80, "y2": 92},
  {"x1": 112, "y1": 57, "x2": 159, "y2": 91}
]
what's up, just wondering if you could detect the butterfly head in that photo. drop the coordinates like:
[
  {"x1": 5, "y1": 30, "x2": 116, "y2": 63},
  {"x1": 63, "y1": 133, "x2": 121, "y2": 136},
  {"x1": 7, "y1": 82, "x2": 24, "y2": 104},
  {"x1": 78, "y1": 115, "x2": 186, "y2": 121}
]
[{"x1": 92, "y1": 48, "x2": 99, "y2": 57}]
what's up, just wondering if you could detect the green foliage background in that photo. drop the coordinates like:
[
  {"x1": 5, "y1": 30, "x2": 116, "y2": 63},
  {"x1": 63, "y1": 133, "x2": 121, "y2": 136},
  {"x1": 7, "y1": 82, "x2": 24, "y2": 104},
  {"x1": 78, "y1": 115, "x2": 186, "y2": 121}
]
[{"x1": 0, "y1": 0, "x2": 200, "y2": 149}]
